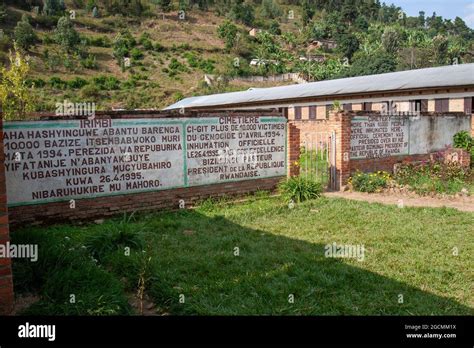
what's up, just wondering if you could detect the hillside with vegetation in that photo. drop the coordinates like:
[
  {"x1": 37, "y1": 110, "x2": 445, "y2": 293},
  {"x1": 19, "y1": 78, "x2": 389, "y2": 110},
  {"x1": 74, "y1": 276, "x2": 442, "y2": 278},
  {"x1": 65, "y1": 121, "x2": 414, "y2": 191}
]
[{"x1": 0, "y1": 0, "x2": 473, "y2": 112}]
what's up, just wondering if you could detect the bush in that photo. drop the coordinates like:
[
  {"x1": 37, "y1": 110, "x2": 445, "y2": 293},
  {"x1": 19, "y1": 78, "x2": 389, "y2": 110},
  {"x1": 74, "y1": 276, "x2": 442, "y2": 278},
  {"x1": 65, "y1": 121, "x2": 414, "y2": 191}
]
[
  {"x1": 84, "y1": 214, "x2": 145, "y2": 263},
  {"x1": 453, "y1": 131, "x2": 473, "y2": 150},
  {"x1": 67, "y1": 77, "x2": 88, "y2": 89},
  {"x1": 81, "y1": 84, "x2": 100, "y2": 98},
  {"x1": 130, "y1": 47, "x2": 144, "y2": 60},
  {"x1": 279, "y1": 177, "x2": 322, "y2": 203},
  {"x1": 87, "y1": 35, "x2": 111, "y2": 47},
  {"x1": 26, "y1": 78, "x2": 46, "y2": 88},
  {"x1": 49, "y1": 76, "x2": 66, "y2": 89},
  {"x1": 453, "y1": 131, "x2": 474, "y2": 166},
  {"x1": 104, "y1": 76, "x2": 120, "y2": 90},
  {"x1": 80, "y1": 54, "x2": 98, "y2": 69},
  {"x1": 172, "y1": 91, "x2": 184, "y2": 102},
  {"x1": 394, "y1": 161, "x2": 469, "y2": 195},
  {"x1": 14, "y1": 15, "x2": 37, "y2": 51},
  {"x1": 349, "y1": 171, "x2": 390, "y2": 193},
  {"x1": 154, "y1": 42, "x2": 165, "y2": 52},
  {"x1": 91, "y1": 75, "x2": 121, "y2": 90},
  {"x1": 31, "y1": 14, "x2": 59, "y2": 29}
]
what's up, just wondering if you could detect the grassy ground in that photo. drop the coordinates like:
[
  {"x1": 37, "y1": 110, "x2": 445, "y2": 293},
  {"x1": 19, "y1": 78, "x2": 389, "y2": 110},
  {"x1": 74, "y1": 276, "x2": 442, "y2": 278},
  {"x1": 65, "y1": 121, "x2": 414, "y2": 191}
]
[{"x1": 12, "y1": 194, "x2": 474, "y2": 315}]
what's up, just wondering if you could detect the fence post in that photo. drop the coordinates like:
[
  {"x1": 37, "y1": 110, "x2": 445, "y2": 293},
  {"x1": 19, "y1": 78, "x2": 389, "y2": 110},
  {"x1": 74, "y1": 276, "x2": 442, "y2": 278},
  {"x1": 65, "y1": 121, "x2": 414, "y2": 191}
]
[
  {"x1": 0, "y1": 119, "x2": 14, "y2": 315},
  {"x1": 329, "y1": 111, "x2": 351, "y2": 190}
]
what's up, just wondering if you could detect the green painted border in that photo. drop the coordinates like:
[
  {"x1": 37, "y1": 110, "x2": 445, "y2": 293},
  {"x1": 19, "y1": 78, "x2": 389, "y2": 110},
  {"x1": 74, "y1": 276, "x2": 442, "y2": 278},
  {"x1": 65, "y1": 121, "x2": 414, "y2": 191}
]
[
  {"x1": 182, "y1": 121, "x2": 188, "y2": 187},
  {"x1": 5, "y1": 116, "x2": 287, "y2": 207}
]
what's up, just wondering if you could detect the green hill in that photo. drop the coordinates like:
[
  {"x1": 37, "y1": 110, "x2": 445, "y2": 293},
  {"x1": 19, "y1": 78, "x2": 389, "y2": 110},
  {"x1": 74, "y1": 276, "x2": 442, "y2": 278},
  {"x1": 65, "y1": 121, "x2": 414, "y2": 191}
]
[{"x1": 1, "y1": 0, "x2": 473, "y2": 111}]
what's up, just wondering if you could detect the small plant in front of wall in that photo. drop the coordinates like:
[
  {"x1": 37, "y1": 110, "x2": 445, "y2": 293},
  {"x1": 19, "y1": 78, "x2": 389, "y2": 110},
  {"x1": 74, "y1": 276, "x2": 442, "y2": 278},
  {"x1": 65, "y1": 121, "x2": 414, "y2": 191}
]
[
  {"x1": 348, "y1": 171, "x2": 391, "y2": 193},
  {"x1": 332, "y1": 100, "x2": 342, "y2": 111},
  {"x1": 453, "y1": 131, "x2": 474, "y2": 167},
  {"x1": 279, "y1": 176, "x2": 322, "y2": 204}
]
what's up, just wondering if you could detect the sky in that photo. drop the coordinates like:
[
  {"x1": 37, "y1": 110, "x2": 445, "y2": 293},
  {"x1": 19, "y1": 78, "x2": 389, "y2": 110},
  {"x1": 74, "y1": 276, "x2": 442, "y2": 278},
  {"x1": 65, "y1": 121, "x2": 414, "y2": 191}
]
[{"x1": 389, "y1": 0, "x2": 474, "y2": 28}]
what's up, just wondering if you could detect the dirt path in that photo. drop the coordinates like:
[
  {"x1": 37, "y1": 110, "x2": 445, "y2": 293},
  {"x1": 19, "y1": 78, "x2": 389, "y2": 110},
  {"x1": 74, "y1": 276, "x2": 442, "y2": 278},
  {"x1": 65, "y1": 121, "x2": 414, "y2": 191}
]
[{"x1": 325, "y1": 191, "x2": 474, "y2": 213}]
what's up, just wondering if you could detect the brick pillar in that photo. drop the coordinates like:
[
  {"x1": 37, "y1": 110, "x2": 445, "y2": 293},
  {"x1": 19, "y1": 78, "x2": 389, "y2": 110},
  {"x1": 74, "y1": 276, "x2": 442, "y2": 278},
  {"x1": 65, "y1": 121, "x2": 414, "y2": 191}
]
[
  {"x1": 471, "y1": 114, "x2": 474, "y2": 137},
  {"x1": 287, "y1": 121, "x2": 300, "y2": 177},
  {"x1": 0, "y1": 119, "x2": 13, "y2": 314},
  {"x1": 328, "y1": 111, "x2": 351, "y2": 190}
]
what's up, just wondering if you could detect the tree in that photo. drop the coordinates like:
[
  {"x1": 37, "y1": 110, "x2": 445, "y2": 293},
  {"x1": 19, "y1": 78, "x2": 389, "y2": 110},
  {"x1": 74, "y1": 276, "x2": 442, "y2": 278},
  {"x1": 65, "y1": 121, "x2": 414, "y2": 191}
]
[
  {"x1": 338, "y1": 33, "x2": 359, "y2": 60},
  {"x1": 453, "y1": 17, "x2": 471, "y2": 39},
  {"x1": 103, "y1": 0, "x2": 144, "y2": 17},
  {"x1": 342, "y1": 0, "x2": 358, "y2": 23},
  {"x1": 14, "y1": 15, "x2": 37, "y2": 51},
  {"x1": 418, "y1": 11, "x2": 425, "y2": 27},
  {"x1": 217, "y1": 20, "x2": 238, "y2": 51},
  {"x1": 0, "y1": 48, "x2": 34, "y2": 120},
  {"x1": 340, "y1": 51, "x2": 397, "y2": 77},
  {"x1": 86, "y1": 0, "x2": 96, "y2": 11},
  {"x1": 354, "y1": 16, "x2": 368, "y2": 31},
  {"x1": 157, "y1": 0, "x2": 171, "y2": 12},
  {"x1": 268, "y1": 20, "x2": 281, "y2": 35},
  {"x1": 381, "y1": 27, "x2": 401, "y2": 55},
  {"x1": 432, "y1": 35, "x2": 449, "y2": 65},
  {"x1": 301, "y1": 0, "x2": 314, "y2": 27},
  {"x1": 112, "y1": 31, "x2": 135, "y2": 68},
  {"x1": 43, "y1": 0, "x2": 63, "y2": 16},
  {"x1": 229, "y1": 0, "x2": 254, "y2": 26},
  {"x1": 261, "y1": 0, "x2": 282, "y2": 20},
  {"x1": 54, "y1": 16, "x2": 80, "y2": 53}
]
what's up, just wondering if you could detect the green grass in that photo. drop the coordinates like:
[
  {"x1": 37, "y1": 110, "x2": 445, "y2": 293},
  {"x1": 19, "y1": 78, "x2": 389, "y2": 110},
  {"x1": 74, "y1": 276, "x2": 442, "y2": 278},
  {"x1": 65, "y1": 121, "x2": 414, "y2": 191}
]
[
  {"x1": 12, "y1": 195, "x2": 474, "y2": 315},
  {"x1": 299, "y1": 149, "x2": 330, "y2": 187}
]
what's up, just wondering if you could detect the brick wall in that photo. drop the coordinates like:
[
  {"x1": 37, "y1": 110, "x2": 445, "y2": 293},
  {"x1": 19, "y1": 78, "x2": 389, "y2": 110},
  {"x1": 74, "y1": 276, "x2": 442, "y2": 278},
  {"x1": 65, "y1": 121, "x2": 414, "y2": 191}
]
[
  {"x1": 287, "y1": 119, "x2": 337, "y2": 148},
  {"x1": 350, "y1": 154, "x2": 431, "y2": 174},
  {"x1": 9, "y1": 177, "x2": 282, "y2": 228},
  {"x1": 287, "y1": 122, "x2": 300, "y2": 177},
  {"x1": 0, "y1": 119, "x2": 14, "y2": 315}
]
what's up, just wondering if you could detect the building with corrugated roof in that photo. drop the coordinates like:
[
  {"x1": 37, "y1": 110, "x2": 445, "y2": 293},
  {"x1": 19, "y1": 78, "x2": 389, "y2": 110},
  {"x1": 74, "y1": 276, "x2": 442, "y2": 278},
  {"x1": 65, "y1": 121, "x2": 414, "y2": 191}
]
[{"x1": 164, "y1": 64, "x2": 474, "y2": 120}]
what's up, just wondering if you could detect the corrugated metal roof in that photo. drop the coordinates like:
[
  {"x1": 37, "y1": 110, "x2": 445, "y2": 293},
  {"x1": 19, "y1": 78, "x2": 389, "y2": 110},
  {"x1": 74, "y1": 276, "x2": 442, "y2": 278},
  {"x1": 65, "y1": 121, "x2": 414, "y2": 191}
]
[{"x1": 164, "y1": 64, "x2": 474, "y2": 110}]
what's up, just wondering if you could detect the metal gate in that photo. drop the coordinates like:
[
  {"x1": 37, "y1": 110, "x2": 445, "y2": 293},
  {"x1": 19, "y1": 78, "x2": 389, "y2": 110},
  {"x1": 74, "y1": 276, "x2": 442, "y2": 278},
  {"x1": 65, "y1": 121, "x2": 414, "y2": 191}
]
[{"x1": 299, "y1": 131, "x2": 337, "y2": 190}]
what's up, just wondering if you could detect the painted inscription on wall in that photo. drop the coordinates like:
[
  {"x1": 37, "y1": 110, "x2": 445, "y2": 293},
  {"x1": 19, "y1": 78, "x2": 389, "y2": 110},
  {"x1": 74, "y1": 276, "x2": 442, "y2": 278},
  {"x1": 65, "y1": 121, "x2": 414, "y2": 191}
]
[
  {"x1": 350, "y1": 116, "x2": 409, "y2": 159},
  {"x1": 3, "y1": 116, "x2": 286, "y2": 206}
]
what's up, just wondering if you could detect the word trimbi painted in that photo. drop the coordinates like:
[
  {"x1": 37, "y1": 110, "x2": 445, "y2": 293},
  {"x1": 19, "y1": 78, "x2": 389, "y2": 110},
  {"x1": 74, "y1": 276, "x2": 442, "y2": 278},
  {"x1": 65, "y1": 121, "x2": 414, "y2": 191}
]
[{"x1": 3, "y1": 116, "x2": 286, "y2": 206}]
